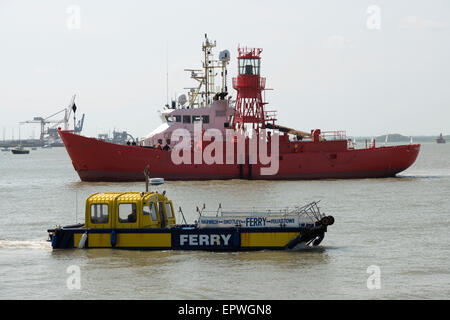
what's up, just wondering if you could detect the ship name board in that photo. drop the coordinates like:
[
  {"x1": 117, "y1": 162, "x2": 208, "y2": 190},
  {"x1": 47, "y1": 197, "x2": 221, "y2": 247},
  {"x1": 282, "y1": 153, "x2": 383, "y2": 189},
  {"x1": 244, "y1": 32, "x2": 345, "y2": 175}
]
[
  {"x1": 179, "y1": 233, "x2": 232, "y2": 246},
  {"x1": 198, "y1": 216, "x2": 299, "y2": 228}
]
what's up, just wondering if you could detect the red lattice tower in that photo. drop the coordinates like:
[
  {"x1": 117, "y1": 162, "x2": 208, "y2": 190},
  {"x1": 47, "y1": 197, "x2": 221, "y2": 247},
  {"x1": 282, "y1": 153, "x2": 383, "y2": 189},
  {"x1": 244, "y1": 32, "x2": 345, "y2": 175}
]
[{"x1": 232, "y1": 47, "x2": 272, "y2": 130}]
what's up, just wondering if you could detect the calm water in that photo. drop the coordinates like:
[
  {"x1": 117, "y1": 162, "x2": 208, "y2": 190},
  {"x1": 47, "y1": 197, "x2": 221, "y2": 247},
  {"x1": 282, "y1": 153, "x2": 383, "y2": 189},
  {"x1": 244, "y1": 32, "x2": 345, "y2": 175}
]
[{"x1": 0, "y1": 143, "x2": 449, "y2": 299}]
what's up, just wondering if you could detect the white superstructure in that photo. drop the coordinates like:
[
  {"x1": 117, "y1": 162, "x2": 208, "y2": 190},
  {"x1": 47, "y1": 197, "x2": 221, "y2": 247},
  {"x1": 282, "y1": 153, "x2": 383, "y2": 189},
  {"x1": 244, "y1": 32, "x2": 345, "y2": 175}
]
[{"x1": 142, "y1": 35, "x2": 235, "y2": 148}]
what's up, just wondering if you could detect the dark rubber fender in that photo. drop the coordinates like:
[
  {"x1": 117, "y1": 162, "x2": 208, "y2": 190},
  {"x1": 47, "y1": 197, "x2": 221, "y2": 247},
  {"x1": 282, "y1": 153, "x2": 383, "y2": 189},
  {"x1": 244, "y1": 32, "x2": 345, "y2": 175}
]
[
  {"x1": 321, "y1": 216, "x2": 330, "y2": 226},
  {"x1": 328, "y1": 216, "x2": 335, "y2": 226},
  {"x1": 110, "y1": 230, "x2": 117, "y2": 248}
]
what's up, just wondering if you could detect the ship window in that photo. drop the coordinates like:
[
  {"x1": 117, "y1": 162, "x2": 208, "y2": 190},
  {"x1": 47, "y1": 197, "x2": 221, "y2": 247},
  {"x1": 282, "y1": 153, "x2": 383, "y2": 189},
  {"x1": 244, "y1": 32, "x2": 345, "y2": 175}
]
[
  {"x1": 90, "y1": 204, "x2": 109, "y2": 224},
  {"x1": 202, "y1": 115, "x2": 210, "y2": 123},
  {"x1": 192, "y1": 115, "x2": 201, "y2": 122},
  {"x1": 165, "y1": 203, "x2": 173, "y2": 218},
  {"x1": 118, "y1": 203, "x2": 137, "y2": 223},
  {"x1": 239, "y1": 58, "x2": 260, "y2": 75},
  {"x1": 143, "y1": 202, "x2": 158, "y2": 221},
  {"x1": 182, "y1": 115, "x2": 191, "y2": 123},
  {"x1": 174, "y1": 115, "x2": 181, "y2": 122}
]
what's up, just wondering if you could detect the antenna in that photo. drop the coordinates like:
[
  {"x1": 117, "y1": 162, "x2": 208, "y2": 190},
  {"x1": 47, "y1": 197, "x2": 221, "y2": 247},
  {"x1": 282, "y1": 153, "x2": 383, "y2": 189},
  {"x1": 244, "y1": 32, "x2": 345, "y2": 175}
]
[
  {"x1": 144, "y1": 165, "x2": 150, "y2": 192},
  {"x1": 166, "y1": 43, "x2": 169, "y2": 108}
]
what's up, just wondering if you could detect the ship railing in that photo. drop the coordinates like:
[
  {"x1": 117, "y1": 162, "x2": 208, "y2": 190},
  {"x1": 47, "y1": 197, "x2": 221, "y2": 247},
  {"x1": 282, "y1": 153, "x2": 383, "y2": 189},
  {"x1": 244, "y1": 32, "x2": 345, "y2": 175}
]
[
  {"x1": 264, "y1": 110, "x2": 277, "y2": 121},
  {"x1": 198, "y1": 201, "x2": 324, "y2": 222},
  {"x1": 347, "y1": 138, "x2": 357, "y2": 149},
  {"x1": 320, "y1": 130, "x2": 347, "y2": 141}
]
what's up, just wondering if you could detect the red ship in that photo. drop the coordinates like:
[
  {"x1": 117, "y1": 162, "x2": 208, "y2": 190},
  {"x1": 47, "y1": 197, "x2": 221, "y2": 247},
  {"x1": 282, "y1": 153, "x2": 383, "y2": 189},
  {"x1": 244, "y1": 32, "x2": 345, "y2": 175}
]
[{"x1": 59, "y1": 36, "x2": 420, "y2": 182}]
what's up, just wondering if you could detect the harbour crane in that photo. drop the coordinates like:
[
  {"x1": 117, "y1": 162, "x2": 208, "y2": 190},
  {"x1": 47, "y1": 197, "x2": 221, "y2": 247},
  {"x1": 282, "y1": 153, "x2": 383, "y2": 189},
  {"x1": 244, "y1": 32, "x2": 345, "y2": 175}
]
[{"x1": 21, "y1": 95, "x2": 85, "y2": 142}]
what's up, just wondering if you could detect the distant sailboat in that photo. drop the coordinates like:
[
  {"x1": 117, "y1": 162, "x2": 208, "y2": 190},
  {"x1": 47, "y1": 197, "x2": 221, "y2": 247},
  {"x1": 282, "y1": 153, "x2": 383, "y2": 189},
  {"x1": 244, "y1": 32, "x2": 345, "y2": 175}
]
[
  {"x1": 436, "y1": 133, "x2": 446, "y2": 144},
  {"x1": 11, "y1": 126, "x2": 29, "y2": 154}
]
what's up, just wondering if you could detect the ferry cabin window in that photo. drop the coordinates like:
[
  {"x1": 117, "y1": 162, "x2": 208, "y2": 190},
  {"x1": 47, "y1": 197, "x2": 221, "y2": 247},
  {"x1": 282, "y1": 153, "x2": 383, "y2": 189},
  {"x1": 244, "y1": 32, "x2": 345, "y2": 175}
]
[
  {"x1": 118, "y1": 203, "x2": 137, "y2": 223},
  {"x1": 158, "y1": 201, "x2": 167, "y2": 228},
  {"x1": 239, "y1": 58, "x2": 260, "y2": 75},
  {"x1": 174, "y1": 115, "x2": 181, "y2": 122},
  {"x1": 165, "y1": 203, "x2": 173, "y2": 218},
  {"x1": 143, "y1": 202, "x2": 158, "y2": 221},
  {"x1": 192, "y1": 115, "x2": 201, "y2": 122},
  {"x1": 182, "y1": 115, "x2": 191, "y2": 124},
  {"x1": 202, "y1": 115, "x2": 210, "y2": 124},
  {"x1": 91, "y1": 204, "x2": 109, "y2": 224}
]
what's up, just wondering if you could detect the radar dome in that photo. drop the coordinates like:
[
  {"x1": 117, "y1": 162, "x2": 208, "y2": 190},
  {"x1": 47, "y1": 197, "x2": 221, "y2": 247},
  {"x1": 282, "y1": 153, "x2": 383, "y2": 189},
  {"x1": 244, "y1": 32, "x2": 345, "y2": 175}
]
[
  {"x1": 178, "y1": 94, "x2": 187, "y2": 106},
  {"x1": 219, "y1": 50, "x2": 230, "y2": 62}
]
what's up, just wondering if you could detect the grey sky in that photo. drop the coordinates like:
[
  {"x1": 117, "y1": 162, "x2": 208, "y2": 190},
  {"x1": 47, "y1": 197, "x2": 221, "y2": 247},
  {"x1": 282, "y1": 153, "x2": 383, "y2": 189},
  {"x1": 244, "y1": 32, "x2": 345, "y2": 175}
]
[{"x1": 1, "y1": 0, "x2": 449, "y2": 140}]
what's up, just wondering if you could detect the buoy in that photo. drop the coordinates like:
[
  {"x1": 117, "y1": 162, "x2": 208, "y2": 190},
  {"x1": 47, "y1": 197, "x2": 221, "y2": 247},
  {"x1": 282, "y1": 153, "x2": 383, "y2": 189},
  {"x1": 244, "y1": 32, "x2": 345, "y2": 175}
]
[{"x1": 78, "y1": 232, "x2": 88, "y2": 249}]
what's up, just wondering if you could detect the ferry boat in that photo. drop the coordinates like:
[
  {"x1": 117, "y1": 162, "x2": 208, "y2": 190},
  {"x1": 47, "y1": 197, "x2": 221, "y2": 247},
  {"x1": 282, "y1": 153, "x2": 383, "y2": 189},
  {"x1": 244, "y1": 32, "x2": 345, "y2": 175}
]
[
  {"x1": 436, "y1": 133, "x2": 446, "y2": 144},
  {"x1": 58, "y1": 35, "x2": 420, "y2": 182},
  {"x1": 47, "y1": 176, "x2": 334, "y2": 251}
]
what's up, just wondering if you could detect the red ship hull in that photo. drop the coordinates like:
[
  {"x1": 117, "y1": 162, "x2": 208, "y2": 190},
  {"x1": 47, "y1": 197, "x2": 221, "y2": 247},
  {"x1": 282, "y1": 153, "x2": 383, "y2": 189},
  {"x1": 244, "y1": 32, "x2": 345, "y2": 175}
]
[{"x1": 59, "y1": 130, "x2": 420, "y2": 182}]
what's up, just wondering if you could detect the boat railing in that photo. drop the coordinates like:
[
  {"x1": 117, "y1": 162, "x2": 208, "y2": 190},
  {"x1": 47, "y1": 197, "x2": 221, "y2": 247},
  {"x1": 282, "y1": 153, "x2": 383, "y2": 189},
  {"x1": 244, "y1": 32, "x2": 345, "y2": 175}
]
[
  {"x1": 264, "y1": 110, "x2": 277, "y2": 122},
  {"x1": 199, "y1": 201, "x2": 324, "y2": 222},
  {"x1": 320, "y1": 130, "x2": 347, "y2": 141}
]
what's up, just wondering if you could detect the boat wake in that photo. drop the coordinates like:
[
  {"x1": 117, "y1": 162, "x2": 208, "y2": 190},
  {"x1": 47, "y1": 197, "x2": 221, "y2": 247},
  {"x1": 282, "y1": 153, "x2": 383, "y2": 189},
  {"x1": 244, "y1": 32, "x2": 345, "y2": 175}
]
[
  {"x1": 0, "y1": 239, "x2": 51, "y2": 250},
  {"x1": 398, "y1": 172, "x2": 450, "y2": 179}
]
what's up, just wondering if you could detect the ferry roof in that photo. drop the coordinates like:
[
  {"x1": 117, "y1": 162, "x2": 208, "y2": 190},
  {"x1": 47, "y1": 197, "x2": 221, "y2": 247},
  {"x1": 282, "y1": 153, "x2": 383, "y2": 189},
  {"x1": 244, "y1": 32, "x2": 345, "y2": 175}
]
[{"x1": 87, "y1": 192, "x2": 162, "y2": 202}]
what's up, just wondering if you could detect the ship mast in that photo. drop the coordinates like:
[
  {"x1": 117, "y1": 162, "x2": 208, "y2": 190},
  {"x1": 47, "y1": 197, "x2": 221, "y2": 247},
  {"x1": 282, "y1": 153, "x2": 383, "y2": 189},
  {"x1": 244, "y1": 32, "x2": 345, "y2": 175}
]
[{"x1": 184, "y1": 34, "x2": 230, "y2": 108}]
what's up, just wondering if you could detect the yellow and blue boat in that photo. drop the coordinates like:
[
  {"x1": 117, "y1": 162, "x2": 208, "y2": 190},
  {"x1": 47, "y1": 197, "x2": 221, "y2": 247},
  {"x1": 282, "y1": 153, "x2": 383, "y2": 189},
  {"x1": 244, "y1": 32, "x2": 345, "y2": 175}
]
[{"x1": 48, "y1": 180, "x2": 334, "y2": 251}]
